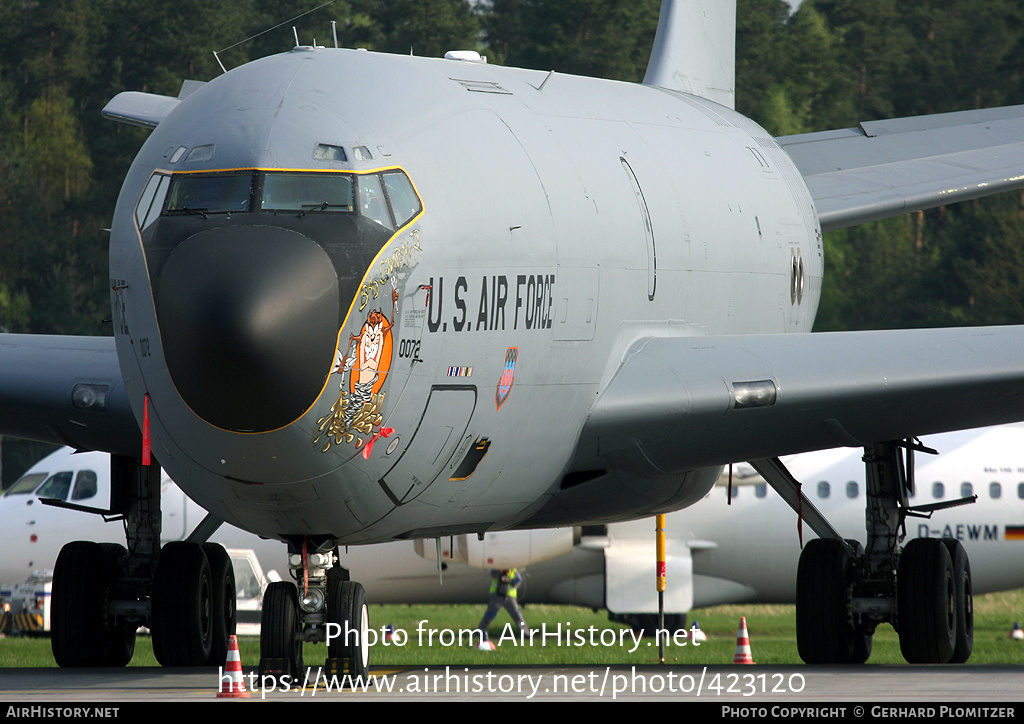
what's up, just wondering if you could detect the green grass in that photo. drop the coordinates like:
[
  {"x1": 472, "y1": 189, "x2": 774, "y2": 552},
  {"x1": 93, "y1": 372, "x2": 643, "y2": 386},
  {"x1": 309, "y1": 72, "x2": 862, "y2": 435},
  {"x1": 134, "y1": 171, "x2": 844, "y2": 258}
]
[{"x1": 3, "y1": 590, "x2": 1023, "y2": 668}]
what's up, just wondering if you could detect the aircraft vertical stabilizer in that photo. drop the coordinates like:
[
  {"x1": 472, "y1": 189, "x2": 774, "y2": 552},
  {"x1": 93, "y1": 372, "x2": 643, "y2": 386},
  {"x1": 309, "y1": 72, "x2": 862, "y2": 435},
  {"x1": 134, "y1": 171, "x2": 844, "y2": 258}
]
[{"x1": 643, "y1": 0, "x2": 736, "y2": 109}]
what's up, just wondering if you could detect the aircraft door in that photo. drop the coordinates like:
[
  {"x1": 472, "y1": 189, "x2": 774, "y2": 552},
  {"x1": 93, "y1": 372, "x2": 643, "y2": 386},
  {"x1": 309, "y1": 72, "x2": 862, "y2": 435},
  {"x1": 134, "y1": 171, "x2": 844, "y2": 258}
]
[
  {"x1": 377, "y1": 385, "x2": 476, "y2": 505},
  {"x1": 620, "y1": 158, "x2": 657, "y2": 301}
]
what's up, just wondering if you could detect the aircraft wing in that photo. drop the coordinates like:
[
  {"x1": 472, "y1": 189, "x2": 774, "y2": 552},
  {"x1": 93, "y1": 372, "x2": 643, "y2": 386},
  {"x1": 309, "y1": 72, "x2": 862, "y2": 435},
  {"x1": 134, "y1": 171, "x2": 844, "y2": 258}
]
[
  {"x1": 0, "y1": 334, "x2": 140, "y2": 456},
  {"x1": 100, "y1": 81, "x2": 205, "y2": 129},
  {"x1": 776, "y1": 105, "x2": 1024, "y2": 231},
  {"x1": 574, "y1": 326, "x2": 1024, "y2": 475}
]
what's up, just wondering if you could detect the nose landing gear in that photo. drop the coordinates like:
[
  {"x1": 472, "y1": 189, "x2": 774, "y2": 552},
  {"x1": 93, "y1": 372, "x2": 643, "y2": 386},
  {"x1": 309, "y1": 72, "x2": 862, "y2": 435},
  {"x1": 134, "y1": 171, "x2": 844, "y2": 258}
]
[{"x1": 258, "y1": 537, "x2": 370, "y2": 683}]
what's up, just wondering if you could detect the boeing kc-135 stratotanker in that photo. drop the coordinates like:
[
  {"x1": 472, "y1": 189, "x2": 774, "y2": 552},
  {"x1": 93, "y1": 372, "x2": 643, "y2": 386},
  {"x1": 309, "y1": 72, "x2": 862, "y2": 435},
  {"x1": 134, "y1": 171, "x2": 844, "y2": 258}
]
[{"x1": 3, "y1": 0, "x2": 1024, "y2": 673}]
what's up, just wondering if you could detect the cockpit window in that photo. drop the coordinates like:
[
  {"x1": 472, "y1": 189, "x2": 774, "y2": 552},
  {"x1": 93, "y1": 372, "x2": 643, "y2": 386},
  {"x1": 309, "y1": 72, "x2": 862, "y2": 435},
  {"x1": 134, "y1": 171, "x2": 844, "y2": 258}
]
[
  {"x1": 165, "y1": 173, "x2": 252, "y2": 214},
  {"x1": 232, "y1": 557, "x2": 263, "y2": 598},
  {"x1": 155, "y1": 169, "x2": 420, "y2": 227},
  {"x1": 36, "y1": 471, "x2": 73, "y2": 501},
  {"x1": 3, "y1": 472, "x2": 46, "y2": 496},
  {"x1": 314, "y1": 144, "x2": 347, "y2": 162},
  {"x1": 357, "y1": 173, "x2": 393, "y2": 229},
  {"x1": 136, "y1": 173, "x2": 171, "y2": 230},
  {"x1": 383, "y1": 171, "x2": 422, "y2": 226},
  {"x1": 262, "y1": 173, "x2": 354, "y2": 213},
  {"x1": 71, "y1": 470, "x2": 98, "y2": 501},
  {"x1": 184, "y1": 144, "x2": 215, "y2": 163}
]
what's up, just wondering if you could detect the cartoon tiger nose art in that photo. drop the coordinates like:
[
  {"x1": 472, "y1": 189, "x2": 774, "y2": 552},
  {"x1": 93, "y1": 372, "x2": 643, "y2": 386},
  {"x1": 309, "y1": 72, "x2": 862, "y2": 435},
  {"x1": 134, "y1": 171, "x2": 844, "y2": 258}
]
[{"x1": 314, "y1": 287, "x2": 398, "y2": 453}]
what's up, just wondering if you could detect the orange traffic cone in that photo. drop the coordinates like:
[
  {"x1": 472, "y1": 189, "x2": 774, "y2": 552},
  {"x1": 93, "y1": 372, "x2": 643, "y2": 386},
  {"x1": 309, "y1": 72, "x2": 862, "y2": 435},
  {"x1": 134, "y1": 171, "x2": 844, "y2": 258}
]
[
  {"x1": 733, "y1": 617, "x2": 755, "y2": 664},
  {"x1": 217, "y1": 635, "x2": 250, "y2": 698}
]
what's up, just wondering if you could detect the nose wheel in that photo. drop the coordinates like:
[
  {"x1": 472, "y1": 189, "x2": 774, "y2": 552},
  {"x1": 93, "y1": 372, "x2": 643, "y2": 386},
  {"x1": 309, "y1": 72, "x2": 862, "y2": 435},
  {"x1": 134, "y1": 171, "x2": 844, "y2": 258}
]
[
  {"x1": 258, "y1": 538, "x2": 372, "y2": 683},
  {"x1": 259, "y1": 581, "x2": 304, "y2": 680},
  {"x1": 327, "y1": 579, "x2": 370, "y2": 679}
]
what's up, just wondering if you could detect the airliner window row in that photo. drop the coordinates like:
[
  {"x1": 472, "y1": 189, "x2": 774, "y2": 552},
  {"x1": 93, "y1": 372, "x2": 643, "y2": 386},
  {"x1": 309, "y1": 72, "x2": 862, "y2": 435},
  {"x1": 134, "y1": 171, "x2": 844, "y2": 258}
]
[
  {"x1": 134, "y1": 169, "x2": 421, "y2": 232},
  {"x1": 747, "y1": 481, "x2": 1024, "y2": 500}
]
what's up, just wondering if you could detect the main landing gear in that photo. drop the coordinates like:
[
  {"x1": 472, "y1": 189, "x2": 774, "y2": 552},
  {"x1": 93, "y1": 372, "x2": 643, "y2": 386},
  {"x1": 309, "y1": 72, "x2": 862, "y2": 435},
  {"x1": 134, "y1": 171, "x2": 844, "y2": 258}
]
[
  {"x1": 258, "y1": 537, "x2": 370, "y2": 681},
  {"x1": 50, "y1": 456, "x2": 237, "y2": 667},
  {"x1": 751, "y1": 439, "x2": 975, "y2": 665},
  {"x1": 48, "y1": 455, "x2": 369, "y2": 676}
]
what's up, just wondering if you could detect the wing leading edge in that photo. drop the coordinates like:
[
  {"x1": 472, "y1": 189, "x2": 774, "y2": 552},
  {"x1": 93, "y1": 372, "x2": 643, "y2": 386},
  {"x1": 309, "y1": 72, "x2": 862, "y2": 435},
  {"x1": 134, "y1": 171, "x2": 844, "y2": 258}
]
[
  {"x1": 0, "y1": 334, "x2": 140, "y2": 457},
  {"x1": 777, "y1": 105, "x2": 1024, "y2": 231},
  {"x1": 574, "y1": 326, "x2": 1024, "y2": 477}
]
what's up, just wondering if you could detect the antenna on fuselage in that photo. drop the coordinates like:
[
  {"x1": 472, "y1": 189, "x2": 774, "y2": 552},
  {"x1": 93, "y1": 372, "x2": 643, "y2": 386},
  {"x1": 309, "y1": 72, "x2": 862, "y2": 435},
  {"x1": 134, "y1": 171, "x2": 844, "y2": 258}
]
[{"x1": 211, "y1": 0, "x2": 339, "y2": 73}]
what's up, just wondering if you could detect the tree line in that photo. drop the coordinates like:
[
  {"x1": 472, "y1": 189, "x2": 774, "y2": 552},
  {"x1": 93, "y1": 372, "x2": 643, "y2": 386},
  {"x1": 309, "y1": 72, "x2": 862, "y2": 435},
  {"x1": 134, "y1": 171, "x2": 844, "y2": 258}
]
[{"x1": 1, "y1": 0, "x2": 1023, "y2": 479}]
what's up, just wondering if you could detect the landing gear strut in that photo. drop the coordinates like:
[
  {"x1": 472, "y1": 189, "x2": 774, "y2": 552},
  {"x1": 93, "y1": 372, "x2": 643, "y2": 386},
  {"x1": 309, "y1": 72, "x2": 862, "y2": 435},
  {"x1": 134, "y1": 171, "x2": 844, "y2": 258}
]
[{"x1": 752, "y1": 438, "x2": 975, "y2": 664}]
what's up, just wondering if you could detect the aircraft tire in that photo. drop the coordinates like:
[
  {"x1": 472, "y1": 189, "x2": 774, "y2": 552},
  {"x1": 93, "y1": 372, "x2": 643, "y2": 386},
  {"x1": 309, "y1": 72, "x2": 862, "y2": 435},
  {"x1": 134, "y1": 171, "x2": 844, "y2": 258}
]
[
  {"x1": 328, "y1": 579, "x2": 369, "y2": 679},
  {"x1": 152, "y1": 541, "x2": 213, "y2": 666},
  {"x1": 97, "y1": 543, "x2": 136, "y2": 667},
  {"x1": 260, "y1": 581, "x2": 303, "y2": 678},
  {"x1": 796, "y1": 538, "x2": 861, "y2": 664},
  {"x1": 51, "y1": 541, "x2": 114, "y2": 667},
  {"x1": 941, "y1": 538, "x2": 973, "y2": 663},
  {"x1": 897, "y1": 537, "x2": 956, "y2": 664},
  {"x1": 843, "y1": 539, "x2": 872, "y2": 665},
  {"x1": 202, "y1": 542, "x2": 237, "y2": 666}
]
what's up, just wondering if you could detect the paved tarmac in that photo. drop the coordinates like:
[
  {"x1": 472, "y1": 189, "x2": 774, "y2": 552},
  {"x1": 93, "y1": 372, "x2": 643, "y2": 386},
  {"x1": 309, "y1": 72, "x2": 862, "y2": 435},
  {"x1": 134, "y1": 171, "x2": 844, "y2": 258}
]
[{"x1": 1, "y1": 664, "x2": 1022, "y2": 703}]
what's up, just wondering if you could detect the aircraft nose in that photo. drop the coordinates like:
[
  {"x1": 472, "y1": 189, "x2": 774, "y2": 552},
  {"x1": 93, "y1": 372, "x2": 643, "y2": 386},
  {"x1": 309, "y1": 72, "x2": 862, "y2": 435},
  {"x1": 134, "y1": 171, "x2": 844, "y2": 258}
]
[{"x1": 155, "y1": 225, "x2": 340, "y2": 433}]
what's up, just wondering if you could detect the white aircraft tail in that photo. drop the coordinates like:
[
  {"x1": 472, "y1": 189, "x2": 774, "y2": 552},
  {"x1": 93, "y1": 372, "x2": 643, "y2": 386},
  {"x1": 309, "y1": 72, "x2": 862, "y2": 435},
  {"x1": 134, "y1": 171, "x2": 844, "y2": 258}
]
[{"x1": 643, "y1": 0, "x2": 736, "y2": 109}]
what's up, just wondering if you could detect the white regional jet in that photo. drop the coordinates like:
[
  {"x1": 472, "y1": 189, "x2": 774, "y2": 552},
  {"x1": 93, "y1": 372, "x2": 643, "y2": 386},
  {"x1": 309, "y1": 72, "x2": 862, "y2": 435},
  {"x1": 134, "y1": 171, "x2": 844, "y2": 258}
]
[
  {"x1": 4, "y1": 0, "x2": 1024, "y2": 672},
  {"x1": 0, "y1": 446, "x2": 288, "y2": 659},
  {"x1": 0, "y1": 447, "x2": 288, "y2": 588}
]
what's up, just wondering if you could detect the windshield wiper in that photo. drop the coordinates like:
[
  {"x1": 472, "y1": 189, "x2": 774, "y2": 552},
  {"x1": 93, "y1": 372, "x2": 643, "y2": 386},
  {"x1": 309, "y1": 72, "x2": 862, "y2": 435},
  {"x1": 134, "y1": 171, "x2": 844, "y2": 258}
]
[
  {"x1": 173, "y1": 207, "x2": 209, "y2": 219},
  {"x1": 298, "y1": 202, "x2": 350, "y2": 218}
]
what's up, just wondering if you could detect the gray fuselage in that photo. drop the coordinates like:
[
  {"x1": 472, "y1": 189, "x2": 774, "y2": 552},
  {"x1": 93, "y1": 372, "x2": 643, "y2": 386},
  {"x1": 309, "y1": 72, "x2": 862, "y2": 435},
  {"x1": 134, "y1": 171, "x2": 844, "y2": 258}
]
[{"x1": 109, "y1": 47, "x2": 821, "y2": 545}]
